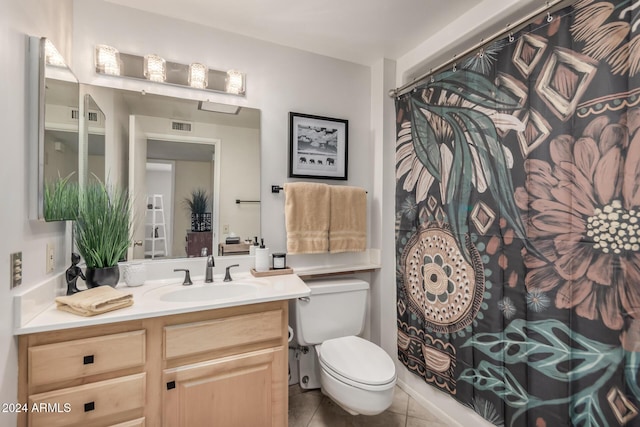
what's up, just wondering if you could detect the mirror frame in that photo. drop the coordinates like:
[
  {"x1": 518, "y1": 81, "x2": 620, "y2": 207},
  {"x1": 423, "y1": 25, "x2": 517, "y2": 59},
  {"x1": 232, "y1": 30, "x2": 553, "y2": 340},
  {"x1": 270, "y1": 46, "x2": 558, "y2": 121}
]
[{"x1": 28, "y1": 36, "x2": 46, "y2": 220}]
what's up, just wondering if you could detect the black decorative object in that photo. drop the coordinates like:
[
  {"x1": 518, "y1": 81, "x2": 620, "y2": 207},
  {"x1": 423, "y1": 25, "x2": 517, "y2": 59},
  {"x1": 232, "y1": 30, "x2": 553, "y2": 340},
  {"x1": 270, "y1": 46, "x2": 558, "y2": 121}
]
[
  {"x1": 65, "y1": 253, "x2": 86, "y2": 295},
  {"x1": 191, "y1": 212, "x2": 212, "y2": 232},
  {"x1": 85, "y1": 265, "x2": 120, "y2": 288}
]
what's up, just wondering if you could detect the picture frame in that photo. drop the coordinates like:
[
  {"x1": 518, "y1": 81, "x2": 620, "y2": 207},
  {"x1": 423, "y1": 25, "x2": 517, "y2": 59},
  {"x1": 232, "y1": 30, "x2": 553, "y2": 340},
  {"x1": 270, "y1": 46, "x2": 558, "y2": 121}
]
[{"x1": 288, "y1": 112, "x2": 348, "y2": 180}]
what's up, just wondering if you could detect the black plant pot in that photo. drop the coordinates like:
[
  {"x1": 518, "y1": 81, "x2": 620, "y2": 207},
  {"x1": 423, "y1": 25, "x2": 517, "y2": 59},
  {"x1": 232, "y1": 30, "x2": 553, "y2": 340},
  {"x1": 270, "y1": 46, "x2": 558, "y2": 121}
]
[{"x1": 85, "y1": 265, "x2": 120, "y2": 288}]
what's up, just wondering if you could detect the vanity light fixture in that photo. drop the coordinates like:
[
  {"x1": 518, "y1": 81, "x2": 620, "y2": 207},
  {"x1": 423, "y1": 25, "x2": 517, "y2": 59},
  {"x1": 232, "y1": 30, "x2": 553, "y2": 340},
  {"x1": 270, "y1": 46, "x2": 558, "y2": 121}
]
[
  {"x1": 95, "y1": 45, "x2": 121, "y2": 76},
  {"x1": 225, "y1": 70, "x2": 245, "y2": 95},
  {"x1": 44, "y1": 39, "x2": 66, "y2": 67},
  {"x1": 144, "y1": 54, "x2": 166, "y2": 83},
  {"x1": 93, "y1": 44, "x2": 246, "y2": 96},
  {"x1": 188, "y1": 63, "x2": 208, "y2": 89}
]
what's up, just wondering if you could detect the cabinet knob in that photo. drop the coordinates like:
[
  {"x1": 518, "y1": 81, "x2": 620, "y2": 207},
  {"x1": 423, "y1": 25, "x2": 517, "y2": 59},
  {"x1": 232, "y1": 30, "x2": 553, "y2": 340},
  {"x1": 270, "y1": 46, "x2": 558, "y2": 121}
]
[
  {"x1": 83, "y1": 355, "x2": 94, "y2": 365},
  {"x1": 84, "y1": 402, "x2": 95, "y2": 412}
]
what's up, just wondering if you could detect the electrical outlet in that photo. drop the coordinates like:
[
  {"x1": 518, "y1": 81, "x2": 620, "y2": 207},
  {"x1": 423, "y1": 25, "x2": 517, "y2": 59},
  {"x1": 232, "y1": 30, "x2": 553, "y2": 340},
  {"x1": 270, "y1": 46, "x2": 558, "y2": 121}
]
[
  {"x1": 10, "y1": 252, "x2": 22, "y2": 289},
  {"x1": 223, "y1": 224, "x2": 230, "y2": 234},
  {"x1": 46, "y1": 243, "x2": 55, "y2": 274}
]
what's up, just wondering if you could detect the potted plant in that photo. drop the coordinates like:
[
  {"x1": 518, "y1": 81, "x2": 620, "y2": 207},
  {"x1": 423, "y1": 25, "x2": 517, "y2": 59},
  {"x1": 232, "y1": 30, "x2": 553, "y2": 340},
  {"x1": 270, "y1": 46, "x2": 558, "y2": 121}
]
[
  {"x1": 74, "y1": 181, "x2": 132, "y2": 288},
  {"x1": 184, "y1": 188, "x2": 211, "y2": 232}
]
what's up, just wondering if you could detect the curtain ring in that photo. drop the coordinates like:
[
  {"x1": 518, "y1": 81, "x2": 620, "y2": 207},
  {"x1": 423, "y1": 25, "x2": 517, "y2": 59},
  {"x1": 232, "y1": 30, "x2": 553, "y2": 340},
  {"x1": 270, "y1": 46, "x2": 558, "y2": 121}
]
[
  {"x1": 508, "y1": 33, "x2": 514, "y2": 43},
  {"x1": 479, "y1": 48, "x2": 484, "y2": 58},
  {"x1": 430, "y1": 75, "x2": 435, "y2": 83},
  {"x1": 452, "y1": 63, "x2": 457, "y2": 72},
  {"x1": 547, "y1": 12, "x2": 553, "y2": 22}
]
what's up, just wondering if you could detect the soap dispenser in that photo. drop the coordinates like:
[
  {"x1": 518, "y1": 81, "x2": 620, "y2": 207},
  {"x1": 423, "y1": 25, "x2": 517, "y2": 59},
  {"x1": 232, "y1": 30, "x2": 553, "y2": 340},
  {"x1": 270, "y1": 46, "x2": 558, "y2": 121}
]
[
  {"x1": 249, "y1": 236, "x2": 259, "y2": 256},
  {"x1": 255, "y1": 238, "x2": 270, "y2": 272}
]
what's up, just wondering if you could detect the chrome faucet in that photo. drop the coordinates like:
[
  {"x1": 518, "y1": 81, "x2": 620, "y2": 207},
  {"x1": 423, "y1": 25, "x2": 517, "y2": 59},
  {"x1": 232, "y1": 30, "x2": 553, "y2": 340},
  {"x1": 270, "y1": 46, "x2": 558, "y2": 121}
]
[
  {"x1": 174, "y1": 269, "x2": 193, "y2": 286},
  {"x1": 224, "y1": 264, "x2": 240, "y2": 282},
  {"x1": 205, "y1": 255, "x2": 215, "y2": 283}
]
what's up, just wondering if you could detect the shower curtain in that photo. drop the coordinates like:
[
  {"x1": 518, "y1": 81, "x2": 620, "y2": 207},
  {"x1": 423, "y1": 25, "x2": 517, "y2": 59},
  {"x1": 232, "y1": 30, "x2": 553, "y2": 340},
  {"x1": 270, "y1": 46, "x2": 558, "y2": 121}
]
[{"x1": 395, "y1": 1, "x2": 640, "y2": 426}]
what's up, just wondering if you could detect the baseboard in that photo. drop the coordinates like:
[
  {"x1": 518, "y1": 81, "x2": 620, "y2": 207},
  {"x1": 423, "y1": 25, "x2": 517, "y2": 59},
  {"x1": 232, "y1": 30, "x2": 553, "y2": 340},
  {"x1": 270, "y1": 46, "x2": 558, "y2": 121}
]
[{"x1": 396, "y1": 378, "x2": 463, "y2": 426}]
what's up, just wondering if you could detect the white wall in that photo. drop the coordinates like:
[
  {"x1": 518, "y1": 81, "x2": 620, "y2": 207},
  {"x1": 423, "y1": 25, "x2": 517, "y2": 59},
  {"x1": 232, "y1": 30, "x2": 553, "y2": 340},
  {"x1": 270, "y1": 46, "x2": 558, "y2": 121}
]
[
  {"x1": 72, "y1": 0, "x2": 373, "y2": 256},
  {"x1": 396, "y1": 0, "x2": 541, "y2": 84},
  {"x1": 0, "y1": 1, "x2": 74, "y2": 425}
]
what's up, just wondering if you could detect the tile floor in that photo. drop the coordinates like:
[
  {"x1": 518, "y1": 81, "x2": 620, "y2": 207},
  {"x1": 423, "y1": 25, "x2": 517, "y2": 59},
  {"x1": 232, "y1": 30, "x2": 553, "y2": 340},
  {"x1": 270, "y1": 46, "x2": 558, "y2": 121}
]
[{"x1": 288, "y1": 384, "x2": 451, "y2": 427}]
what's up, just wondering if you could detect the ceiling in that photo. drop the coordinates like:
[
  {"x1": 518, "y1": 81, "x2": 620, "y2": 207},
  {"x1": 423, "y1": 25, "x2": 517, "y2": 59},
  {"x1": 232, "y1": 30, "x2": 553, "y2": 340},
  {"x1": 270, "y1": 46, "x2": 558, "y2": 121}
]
[{"x1": 103, "y1": 0, "x2": 477, "y2": 65}]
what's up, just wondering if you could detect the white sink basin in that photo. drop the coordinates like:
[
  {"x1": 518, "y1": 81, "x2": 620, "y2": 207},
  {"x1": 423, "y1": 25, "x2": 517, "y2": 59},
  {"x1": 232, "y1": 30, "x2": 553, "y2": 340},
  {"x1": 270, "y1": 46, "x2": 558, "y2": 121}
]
[{"x1": 157, "y1": 283, "x2": 258, "y2": 302}]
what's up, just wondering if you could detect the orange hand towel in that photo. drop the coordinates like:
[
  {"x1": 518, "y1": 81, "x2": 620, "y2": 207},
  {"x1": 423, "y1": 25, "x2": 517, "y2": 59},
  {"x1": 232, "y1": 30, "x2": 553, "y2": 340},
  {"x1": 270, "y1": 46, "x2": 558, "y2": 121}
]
[
  {"x1": 55, "y1": 285, "x2": 133, "y2": 317},
  {"x1": 284, "y1": 182, "x2": 330, "y2": 254},
  {"x1": 329, "y1": 185, "x2": 366, "y2": 253}
]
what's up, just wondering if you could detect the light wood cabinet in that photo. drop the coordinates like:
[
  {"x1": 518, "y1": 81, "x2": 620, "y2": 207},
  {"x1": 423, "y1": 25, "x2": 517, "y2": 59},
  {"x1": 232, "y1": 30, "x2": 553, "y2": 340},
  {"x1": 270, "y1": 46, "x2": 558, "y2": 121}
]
[
  {"x1": 28, "y1": 373, "x2": 146, "y2": 427},
  {"x1": 18, "y1": 300, "x2": 288, "y2": 427},
  {"x1": 163, "y1": 348, "x2": 285, "y2": 427}
]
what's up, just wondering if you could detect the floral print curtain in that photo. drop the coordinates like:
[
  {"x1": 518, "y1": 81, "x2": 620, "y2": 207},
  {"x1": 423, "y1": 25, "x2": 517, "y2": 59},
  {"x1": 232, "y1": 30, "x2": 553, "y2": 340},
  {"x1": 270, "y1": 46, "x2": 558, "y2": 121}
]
[{"x1": 395, "y1": 1, "x2": 640, "y2": 426}]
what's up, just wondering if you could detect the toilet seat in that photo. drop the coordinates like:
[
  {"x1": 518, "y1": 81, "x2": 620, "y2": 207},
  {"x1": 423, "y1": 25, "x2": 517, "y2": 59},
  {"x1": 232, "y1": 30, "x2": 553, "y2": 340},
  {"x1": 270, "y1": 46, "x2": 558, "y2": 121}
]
[{"x1": 316, "y1": 336, "x2": 396, "y2": 391}]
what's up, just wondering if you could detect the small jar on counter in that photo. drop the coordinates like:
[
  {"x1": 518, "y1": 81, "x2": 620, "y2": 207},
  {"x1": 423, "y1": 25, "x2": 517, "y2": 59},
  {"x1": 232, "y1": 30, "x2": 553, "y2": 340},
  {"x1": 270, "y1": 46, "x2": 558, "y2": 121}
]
[{"x1": 272, "y1": 253, "x2": 287, "y2": 270}]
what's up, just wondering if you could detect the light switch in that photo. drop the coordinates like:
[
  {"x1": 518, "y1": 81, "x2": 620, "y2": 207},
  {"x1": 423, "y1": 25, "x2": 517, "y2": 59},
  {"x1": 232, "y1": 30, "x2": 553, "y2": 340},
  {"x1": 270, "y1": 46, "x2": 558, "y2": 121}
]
[
  {"x1": 46, "y1": 243, "x2": 55, "y2": 274},
  {"x1": 10, "y1": 252, "x2": 22, "y2": 288}
]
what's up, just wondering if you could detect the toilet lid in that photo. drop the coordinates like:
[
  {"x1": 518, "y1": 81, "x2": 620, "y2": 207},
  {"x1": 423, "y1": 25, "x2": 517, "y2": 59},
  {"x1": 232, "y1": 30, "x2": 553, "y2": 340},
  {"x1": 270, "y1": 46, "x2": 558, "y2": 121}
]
[{"x1": 318, "y1": 336, "x2": 396, "y2": 386}]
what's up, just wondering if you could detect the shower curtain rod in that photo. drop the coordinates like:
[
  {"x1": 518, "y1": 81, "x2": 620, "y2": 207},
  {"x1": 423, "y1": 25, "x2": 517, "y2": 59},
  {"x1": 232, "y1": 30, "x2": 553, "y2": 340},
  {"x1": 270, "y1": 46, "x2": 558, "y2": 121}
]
[{"x1": 389, "y1": 0, "x2": 577, "y2": 98}]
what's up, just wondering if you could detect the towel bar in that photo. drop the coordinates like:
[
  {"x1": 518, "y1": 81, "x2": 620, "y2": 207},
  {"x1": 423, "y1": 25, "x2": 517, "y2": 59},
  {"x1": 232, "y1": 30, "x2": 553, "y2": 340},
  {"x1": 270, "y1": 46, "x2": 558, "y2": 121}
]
[{"x1": 271, "y1": 184, "x2": 366, "y2": 194}]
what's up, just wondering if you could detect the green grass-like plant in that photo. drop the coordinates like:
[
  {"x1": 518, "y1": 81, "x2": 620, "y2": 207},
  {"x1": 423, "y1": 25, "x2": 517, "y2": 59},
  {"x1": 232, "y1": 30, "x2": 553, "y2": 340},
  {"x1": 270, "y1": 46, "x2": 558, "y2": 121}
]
[
  {"x1": 74, "y1": 182, "x2": 132, "y2": 269},
  {"x1": 44, "y1": 173, "x2": 79, "y2": 221},
  {"x1": 183, "y1": 188, "x2": 210, "y2": 215}
]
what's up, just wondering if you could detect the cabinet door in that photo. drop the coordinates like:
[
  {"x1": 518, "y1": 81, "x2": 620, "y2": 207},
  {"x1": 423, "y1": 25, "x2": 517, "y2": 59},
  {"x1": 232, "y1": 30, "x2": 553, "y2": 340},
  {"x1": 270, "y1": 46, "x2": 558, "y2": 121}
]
[{"x1": 163, "y1": 347, "x2": 285, "y2": 427}]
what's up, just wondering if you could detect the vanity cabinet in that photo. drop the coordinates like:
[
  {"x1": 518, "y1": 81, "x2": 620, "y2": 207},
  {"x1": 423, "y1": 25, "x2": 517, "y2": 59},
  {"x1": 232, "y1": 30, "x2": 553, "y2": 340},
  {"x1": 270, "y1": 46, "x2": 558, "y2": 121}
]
[
  {"x1": 18, "y1": 300, "x2": 288, "y2": 427},
  {"x1": 163, "y1": 348, "x2": 284, "y2": 426}
]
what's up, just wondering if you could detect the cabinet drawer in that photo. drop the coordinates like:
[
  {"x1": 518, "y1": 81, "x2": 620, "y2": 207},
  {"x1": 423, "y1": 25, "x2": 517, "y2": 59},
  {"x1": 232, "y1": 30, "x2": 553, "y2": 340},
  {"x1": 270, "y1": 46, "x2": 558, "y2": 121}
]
[
  {"x1": 29, "y1": 330, "x2": 145, "y2": 386},
  {"x1": 165, "y1": 310, "x2": 282, "y2": 360},
  {"x1": 109, "y1": 417, "x2": 145, "y2": 427},
  {"x1": 28, "y1": 373, "x2": 146, "y2": 427}
]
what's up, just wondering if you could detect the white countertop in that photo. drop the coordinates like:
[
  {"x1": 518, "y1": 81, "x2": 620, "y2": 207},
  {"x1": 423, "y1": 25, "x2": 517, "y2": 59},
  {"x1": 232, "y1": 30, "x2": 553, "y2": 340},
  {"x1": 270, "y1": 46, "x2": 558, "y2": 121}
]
[{"x1": 15, "y1": 272, "x2": 310, "y2": 335}]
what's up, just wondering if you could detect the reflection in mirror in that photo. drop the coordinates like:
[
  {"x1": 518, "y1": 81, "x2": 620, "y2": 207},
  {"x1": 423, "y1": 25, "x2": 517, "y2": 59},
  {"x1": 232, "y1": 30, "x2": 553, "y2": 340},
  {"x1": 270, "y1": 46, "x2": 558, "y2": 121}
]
[
  {"x1": 83, "y1": 86, "x2": 260, "y2": 261},
  {"x1": 84, "y1": 95, "x2": 105, "y2": 184},
  {"x1": 30, "y1": 37, "x2": 80, "y2": 221}
]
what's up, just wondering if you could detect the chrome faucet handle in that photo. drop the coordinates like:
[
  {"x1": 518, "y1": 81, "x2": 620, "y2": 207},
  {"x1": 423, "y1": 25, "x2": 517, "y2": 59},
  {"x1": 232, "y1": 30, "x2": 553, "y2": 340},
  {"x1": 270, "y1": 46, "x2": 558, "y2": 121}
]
[
  {"x1": 173, "y1": 268, "x2": 193, "y2": 286},
  {"x1": 224, "y1": 264, "x2": 240, "y2": 282}
]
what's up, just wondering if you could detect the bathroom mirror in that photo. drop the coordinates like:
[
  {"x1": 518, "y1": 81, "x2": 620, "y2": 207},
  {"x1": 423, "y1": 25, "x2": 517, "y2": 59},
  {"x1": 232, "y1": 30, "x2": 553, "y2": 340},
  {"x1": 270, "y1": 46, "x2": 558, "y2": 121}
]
[
  {"x1": 82, "y1": 85, "x2": 261, "y2": 261},
  {"x1": 29, "y1": 36, "x2": 80, "y2": 221}
]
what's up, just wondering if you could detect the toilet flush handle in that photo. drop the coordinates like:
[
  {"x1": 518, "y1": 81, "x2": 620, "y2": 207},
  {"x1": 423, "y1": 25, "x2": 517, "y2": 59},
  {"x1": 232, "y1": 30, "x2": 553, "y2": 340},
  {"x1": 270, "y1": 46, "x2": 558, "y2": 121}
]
[{"x1": 298, "y1": 297, "x2": 310, "y2": 303}]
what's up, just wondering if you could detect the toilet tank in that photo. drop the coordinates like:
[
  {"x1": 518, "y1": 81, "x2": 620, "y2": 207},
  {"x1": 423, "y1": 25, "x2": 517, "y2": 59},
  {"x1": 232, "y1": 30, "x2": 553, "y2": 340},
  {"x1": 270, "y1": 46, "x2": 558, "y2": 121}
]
[{"x1": 291, "y1": 278, "x2": 369, "y2": 346}]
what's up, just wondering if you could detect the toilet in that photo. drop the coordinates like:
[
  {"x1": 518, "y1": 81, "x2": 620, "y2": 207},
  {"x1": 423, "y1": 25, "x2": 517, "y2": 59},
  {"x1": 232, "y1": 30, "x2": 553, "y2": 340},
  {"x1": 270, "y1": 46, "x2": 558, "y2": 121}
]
[{"x1": 290, "y1": 278, "x2": 396, "y2": 416}]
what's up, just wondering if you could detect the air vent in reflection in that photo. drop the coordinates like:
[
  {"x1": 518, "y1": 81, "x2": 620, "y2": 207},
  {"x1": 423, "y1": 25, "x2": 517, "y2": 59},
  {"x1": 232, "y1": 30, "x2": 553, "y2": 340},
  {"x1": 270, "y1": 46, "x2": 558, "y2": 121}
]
[
  {"x1": 88, "y1": 111, "x2": 98, "y2": 122},
  {"x1": 171, "y1": 121, "x2": 192, "y2": 132},
  {"x1": 71, "y1": 109, "x2": 80, "y2": 120}
]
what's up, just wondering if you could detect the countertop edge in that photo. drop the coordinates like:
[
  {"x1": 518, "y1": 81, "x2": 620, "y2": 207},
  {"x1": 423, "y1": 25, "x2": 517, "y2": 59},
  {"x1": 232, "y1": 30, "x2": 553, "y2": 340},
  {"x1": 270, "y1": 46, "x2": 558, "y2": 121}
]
[
  {"x1": 14, "y1": 259, "x2": 381, "y2": 336},
  {"x1": 14, "y1": 274, "x2": 311, "y2": 336}
]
